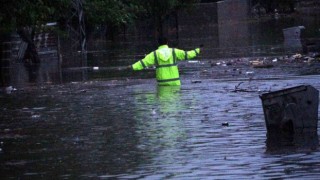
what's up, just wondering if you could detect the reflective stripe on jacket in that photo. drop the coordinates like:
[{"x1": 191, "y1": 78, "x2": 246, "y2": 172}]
[{"x1": 132, "y1": 45, "x2": 200, "y2": 86}]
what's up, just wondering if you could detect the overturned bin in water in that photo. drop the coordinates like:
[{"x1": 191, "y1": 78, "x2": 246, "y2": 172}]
[{"x1": 260, "y1": 85, "x2": 319, "y2": 136}]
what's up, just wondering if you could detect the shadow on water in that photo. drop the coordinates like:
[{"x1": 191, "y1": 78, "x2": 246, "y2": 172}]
[{"x1": 266, "y1": 129, "x2": 319, "y2": 153}]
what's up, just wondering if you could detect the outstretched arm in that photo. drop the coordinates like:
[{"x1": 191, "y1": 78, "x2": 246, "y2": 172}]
[
  {"x1": 131, "y1": 52, "x2": 155, "y2": 71},
  {"x1": 174, "y1": 47, "x2": 201, "y2": 61}
]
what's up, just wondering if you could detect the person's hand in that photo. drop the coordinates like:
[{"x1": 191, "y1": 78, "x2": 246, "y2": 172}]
[
  {"x1": 126, "y1": 65, "x2": 132, "y2": 70},
  {"x1": 118, "y1": 65, "x2": 132, "y2": 71}
]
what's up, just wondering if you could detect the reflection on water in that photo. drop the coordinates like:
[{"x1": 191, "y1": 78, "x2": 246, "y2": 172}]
[
  {"x1": 1, "y1": 76, "x2": 320, "y2": 179},
  {"x1": 266, "y1": 129, "x2": 319, "y2": 153},
  {"x1": 132, "y1": 85, "x2": 188, "y2": 168}
]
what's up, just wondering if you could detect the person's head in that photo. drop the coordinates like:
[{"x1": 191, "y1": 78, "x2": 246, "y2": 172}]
[{"x1": 158, "y1": 37, "x2": 168, "y2": 46}]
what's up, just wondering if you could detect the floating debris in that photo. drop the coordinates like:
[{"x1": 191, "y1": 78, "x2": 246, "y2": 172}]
[
  {"x1": 191, "y1": 80, "x2": 202, "y2": 83},
  {"x1": 250, "y1": 60, "x2": 273, "y2": 68},
  {"x1": 31, "y1": 115, "x2": 41, "y2": 119},
  {"x1": 250, "y1": 60, "x2": 262, "y2": 66},
  {"x1": 151, "y1": 108, "x2": 156, "y2": 115},
  {"x1": 32, "y1": 107, "x2": 46, "y2": 110},
  {"x1": 222, "y1": 122, "x2": 229, "y2": 126},
  {"x1": 245, "y1": 71, "x2": 254, "y2": 75},
  {"x1": 253, "y1": 63, "x2": 274, "y2": 68},
  {"x1": 292, "y1": 53, "x2": 302, "y2": 59},
  {"x1": 3, "y1": 86, "x2": 17, "y2": 94}
]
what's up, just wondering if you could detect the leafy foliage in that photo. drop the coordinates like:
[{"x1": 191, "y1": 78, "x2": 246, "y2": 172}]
[
  {"x1": 0, "y1": 0, "x2": 198, "y2": 32},
  {"x1": 0, "y1": 0, "x2": 300, "y2": 32},
  {"x1": 84, "y1": 0, "x2": 145, "y2": 27},
  {"x1": 0, "y1": 0, "x2": 70, "y2": 32},
  {"x1": 253, "y1": 0, "x2": 296, "y2": 13}
]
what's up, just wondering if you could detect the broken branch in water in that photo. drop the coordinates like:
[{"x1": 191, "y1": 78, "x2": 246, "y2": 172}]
[
  {"x1": 232, "y1": 82, "x2": 272, "y2": 93},
  {"x1": 232, "y1": 82, "x2": 256, "y2": 92},
  {"x1": 235, "y1": 82, "x2": 244, "y2": 89}
]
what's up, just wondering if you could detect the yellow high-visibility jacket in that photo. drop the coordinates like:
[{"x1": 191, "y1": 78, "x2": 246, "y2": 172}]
[{"x1": 131, "y1": 45, "x2": 200, "y2": 86}]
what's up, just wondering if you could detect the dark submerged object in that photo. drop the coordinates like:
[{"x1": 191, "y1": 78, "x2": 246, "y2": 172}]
[{"x1": 260, "y1": 85, "x2": 319, "y2": 150}]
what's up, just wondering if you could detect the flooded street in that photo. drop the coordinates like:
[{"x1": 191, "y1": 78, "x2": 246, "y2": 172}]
[
  {"x1": 1, "y1": 4, "x2": 320, "y2": 178},
  {"x1": 1, "y1": 60, "x2": 320, "y2": 179}
]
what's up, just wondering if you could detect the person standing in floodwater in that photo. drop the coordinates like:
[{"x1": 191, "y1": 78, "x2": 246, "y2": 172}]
[{"x1": 128, "y1": 37, "x2": 202, "y2": 86}]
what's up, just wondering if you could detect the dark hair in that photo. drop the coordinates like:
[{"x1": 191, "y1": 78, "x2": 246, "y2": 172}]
[{"x1": 158, "y1": 37, "x2": 168, "y2": 45}]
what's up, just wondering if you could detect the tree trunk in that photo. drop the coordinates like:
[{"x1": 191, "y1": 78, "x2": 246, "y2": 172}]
[
  {"x1": 156, "y1": 15, "x2": 165, "y2": 40},
  {"x1": 174, "y1": 11, "x2": 179, "y2": 40},
  {"x1": 17, "y1": 28, "x2": 40, "y2": 82}
]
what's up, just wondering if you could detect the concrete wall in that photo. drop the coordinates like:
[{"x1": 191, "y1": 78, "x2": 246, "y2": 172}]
[
  {"x1": 178, "y1": 1, "x2": 252, "y2": 57},
  {"x1": 178, "y1": 3, "x2": 219, "y2": 57},
  {"x1": 217, "y1": 0, "x2": 250, "y2": 50},
  {"x1": 178, "y1": 3, "x2": 218, "y2": 38}
]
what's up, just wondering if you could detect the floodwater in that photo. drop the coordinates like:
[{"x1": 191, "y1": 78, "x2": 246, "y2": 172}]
[
  {"x1": 1, "y1": 63, "x2": 320, "y2": 179},
  {"x1": 1, "y1": 15, "x2": 320, "y2": 179}
]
